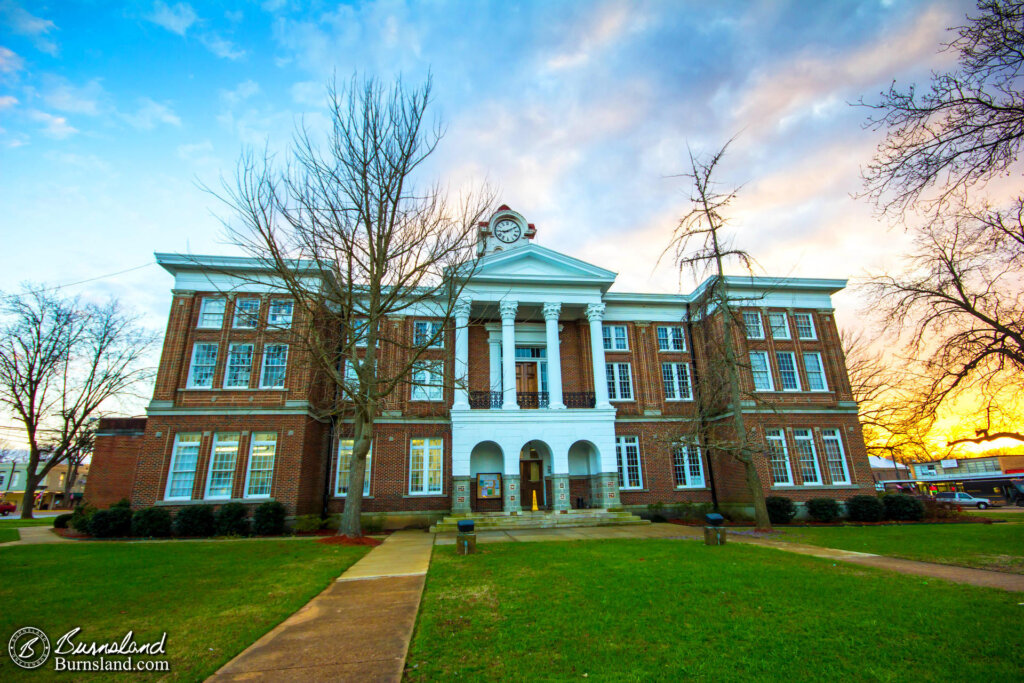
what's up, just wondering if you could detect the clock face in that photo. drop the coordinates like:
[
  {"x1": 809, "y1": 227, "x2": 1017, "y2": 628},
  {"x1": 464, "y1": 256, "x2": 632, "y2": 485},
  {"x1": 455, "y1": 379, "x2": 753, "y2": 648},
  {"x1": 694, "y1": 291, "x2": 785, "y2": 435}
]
[{"x1": 493, "y1": 218, "x2": 522, "y2": 243}]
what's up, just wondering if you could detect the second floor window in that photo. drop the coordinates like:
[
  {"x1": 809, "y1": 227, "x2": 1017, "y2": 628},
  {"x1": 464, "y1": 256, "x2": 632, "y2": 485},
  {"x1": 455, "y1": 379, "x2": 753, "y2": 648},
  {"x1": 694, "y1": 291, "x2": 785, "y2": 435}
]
[
  {"x1": 198, "y1": 297, "x2": 226, "y2": 328},
  {"x1": 606, "y1": 362, "x2": 633, "y2": 400},
  {"x1": 661, "y1": 362, "x2": 692, "y2": 400},
  {"x1": 233, "y1": 298, "x2": 260, "y2": 328},
  {"x1": 413, "y1": 320, "x2": 443, "y2": 348},
  {"x1": 804, "y1": 352, "x2": 827, "y2": 391},
  {"x1": 267, "y1": 299, "x2": 293, "y2": 328},
  {"x1": 656, "y1": 326, "x2": 686, "y2": 351},
  {"x1": 776, "y1": 352, "x2": 800, "y2": 391},
  {"x1": 749, "y1": 351, "x2": 773, "y2": 391},
  {"x1": 260, "y1": 345, "x2": 288, "y2": 388},
  {"x1": 794, "y1": 313, "x2": 816, "y2": 339},
  {"x1": 224, "y1": 344, "x2": 253, "y2": 388},
  {"x1": 411, "y1": 361, "x2": 444, "y2": 401},
  {"x1": 602, "y1": 324, "x2": 628, "y2": 351},
  {"x1": 768, "y1": 312, "x2": 790, "y2": 339},
  {"x1": 188, "y1": 343, "x2": 218, "y2": 388},
  {"x1": 743, "y1": 312, "x2": 764, "y2": 339}
]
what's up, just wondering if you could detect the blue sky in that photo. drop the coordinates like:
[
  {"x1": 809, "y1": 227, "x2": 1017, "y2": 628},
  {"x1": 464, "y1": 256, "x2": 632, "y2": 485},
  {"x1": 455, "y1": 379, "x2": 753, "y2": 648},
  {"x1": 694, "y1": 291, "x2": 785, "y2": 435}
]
[{"x1": 0, "y1": 0, "x2": 973, "y2": 336}]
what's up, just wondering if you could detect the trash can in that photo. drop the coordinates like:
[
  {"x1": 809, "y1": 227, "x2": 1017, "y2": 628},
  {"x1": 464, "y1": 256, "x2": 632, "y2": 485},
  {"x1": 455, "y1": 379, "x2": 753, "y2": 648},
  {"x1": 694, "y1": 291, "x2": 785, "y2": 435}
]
[
  {"x1": 703, "y1": 512, "x2": 727, "y2": 546},
  {"x1": 456, "y1": 519, "x2": 476, "y2": 555}
]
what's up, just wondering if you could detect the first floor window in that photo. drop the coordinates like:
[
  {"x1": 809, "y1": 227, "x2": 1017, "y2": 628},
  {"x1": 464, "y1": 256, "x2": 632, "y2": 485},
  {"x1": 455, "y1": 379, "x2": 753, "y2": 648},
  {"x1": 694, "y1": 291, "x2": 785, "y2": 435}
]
[
  {"x1": 794, "y1": 312, "x2": 816, "y2": 339},
  {"x1": 661, "y1": 362, "x2": 692, "y2": 400},
  {"x1": 413, "y1": 320, "x2": 443, "y2": 348},
  {"x1": 245, "y1": 432, "x2": 277, "y2": 498},
  {"x1": 166, "y1": 433, "x2": 201, "y2": 500},
  {"x1": 765, "y1": 428, "x2": 792, "y2": 485},
  {"x1": 768, "y1": 312, "x2": 790, "y2": 339},
  {"x1": 673, "y1": 442, "x2": 704, "y2": 488},
  {"x1": 821, "y1": 429, "x2": 850, "y2": 484},
  {"x1": 776, "y1": 351, "x2": 800, "y2": 391},
  {"x1": 606, "y1": 362, "x2": 633, "y2": 400},
  {"x1": 205, "y1": 433, "x2": 239, "y2": 499},
  {"x1": 804, "y1": 352, "x2": 827, "y2": 391},
  {"x1": 793, "y1": 429, "x2": 822, "y2": 485},
  {"x1": 657, "y1": 325, "x2": 686, "y2": 351},
  {"x1": 409, "y1": 437, "x2": 443, "y2": 494},
  {"x1": 188, "y1": 343, "x2": 218, "y2": 388},
  {"x1": 233, "y1": 298, "x2": 260, "y2": 328},
  {"x1": 267, "y1": 299, "x2": 293, "y2": 328},
  {"x1": 750, "y1": 351, "x2": 773, "y2": 391},
  {"x1": 260, "y1": 344, "x2": 288, "y2": 388},
  {"x1": 615, "y1": 435, "x2": 643, "y2": 490},
  {"x1": 743, "y1": 311, "x2": 764, "y2": 339},
  {"x1": 336, "y1": 439, "x2": 372, "y2": 496},
  {"x1": 224, "y1": 344, "x2": 253, "y2": 388},
  {"x1": 411, "y1": 361, "x2": 444, "y2": 401},
  {"x1": 199, "y1": 297, "x2": 225, "y2": 328},
  {"x1": 603, "y1": 324, "x2": 628, "y2": 350}
]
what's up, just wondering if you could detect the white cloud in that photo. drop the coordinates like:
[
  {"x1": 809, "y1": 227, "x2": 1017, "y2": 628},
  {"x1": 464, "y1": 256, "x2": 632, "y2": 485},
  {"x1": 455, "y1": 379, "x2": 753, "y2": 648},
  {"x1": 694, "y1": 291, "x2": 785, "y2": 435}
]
[
  {"x1": 42, "y1": 77, "x2": 106, "y2": 115},
  {"x1": 261, "y1": 0, "x2": 287, "y2": 12},
  {"x1": 200, "y1": 32, "x2": 245, "y2": 60},
  {"x1": 0, "y1": 45, "x2": 24, "y2": 74},
  {"x1": 29, "y1": 110, "x2": 76, "y2": 138},
  {"x1": 290, "y1": 81, "x2": 322, "y2": 107},
  {"x1": 224, "y1": 10, "x2": 243, "y2": 23},
  {"x1": 146, "y1": 1, "x2": 197, "y2": 36},
  {"x1": 0, "y1": 1, "x2": 58, "y2": 55},
  {"x1": 221, "y1": 79, "x2": 260, "y2": 105},
  {"x1": 121, "y1": 98, "x2": 181, "y2": 130},
  {"x1": 0, "y1": 94, "x2": 16, "y2": 109}
]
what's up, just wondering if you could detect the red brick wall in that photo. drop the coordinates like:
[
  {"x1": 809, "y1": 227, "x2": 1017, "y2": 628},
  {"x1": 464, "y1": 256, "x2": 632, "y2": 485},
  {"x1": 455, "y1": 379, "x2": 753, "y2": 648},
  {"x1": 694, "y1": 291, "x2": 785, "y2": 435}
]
[{"x1": 86, "y1": 418, "x2": 147, "y2": 508}]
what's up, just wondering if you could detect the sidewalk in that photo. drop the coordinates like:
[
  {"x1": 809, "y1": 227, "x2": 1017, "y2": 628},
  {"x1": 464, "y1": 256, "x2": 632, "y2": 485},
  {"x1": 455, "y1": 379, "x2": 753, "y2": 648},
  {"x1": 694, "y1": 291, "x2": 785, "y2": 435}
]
[
  {"x1": 208, "y1": 529, "x2": 434, "y2": 682},
  {"x1": 0, "y1": 526, "x2": 71, "y2": 546}
]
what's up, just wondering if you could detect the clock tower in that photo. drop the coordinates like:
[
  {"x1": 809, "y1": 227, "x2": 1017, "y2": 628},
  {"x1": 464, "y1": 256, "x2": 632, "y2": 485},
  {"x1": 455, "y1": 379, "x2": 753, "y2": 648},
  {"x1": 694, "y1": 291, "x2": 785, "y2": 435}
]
[{"x1": 477, "y1": 206, "x2": 536, "y2": 256}]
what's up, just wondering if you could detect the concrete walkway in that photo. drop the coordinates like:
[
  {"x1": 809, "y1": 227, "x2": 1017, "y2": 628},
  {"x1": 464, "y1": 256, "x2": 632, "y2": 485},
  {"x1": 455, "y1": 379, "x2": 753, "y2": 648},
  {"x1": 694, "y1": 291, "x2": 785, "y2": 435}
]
[
  {"x1": 0, "y1": 526, "x2": 71, "y2": 546},
  {"x1": 208, "y1": 530, "x2": 434, "y2": 682}
]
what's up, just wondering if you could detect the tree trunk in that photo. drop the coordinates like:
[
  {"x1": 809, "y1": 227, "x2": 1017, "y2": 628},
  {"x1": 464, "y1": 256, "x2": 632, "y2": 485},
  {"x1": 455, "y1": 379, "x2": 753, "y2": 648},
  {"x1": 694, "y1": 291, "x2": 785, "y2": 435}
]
[
  {"x1": 339, "y1": 411, "x2": 374, "y2": 537},
  {"x1": 62, "y1": 464, "x2": 79, "y2": 508},
  {"x1": 20, "y1": 471, "x2": 39, "y2": 519}
]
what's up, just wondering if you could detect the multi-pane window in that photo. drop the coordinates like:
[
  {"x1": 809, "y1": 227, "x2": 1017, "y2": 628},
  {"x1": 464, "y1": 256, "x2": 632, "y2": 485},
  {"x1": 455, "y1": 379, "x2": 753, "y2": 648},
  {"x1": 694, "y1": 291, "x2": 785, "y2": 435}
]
[
  {"x1": 656, "y1": 326, "x2": 686, "y2": 351},
  {"x1": 821, "y1": 429, "x2": 850, "y2": 484},
  {"x1": 794, "y1": 313, "x2": 816, "y2": 340},
  {"x1": 743, "y1": 312, "x2": 764, "y2": 339},
  {"x1": 615, "y1": 436, "x2": 643, "y2": 489},
  {"x1": 267, "y1": 299, "x2": 293, "y2": 328},
  {"x1": 224, "y1": 344, "x2": 253, "y2": 388},
  {"x1": 413, "y1": 320, "x2": 443, "y2": 348},
  {"x1": 336, "y1": 439, "x2": 372, "y2": 496},
  {"x1": 245, "y1": 432, "x2": 277, "y2": 498},
  {"x1": 804, "y1": 352, "x2": 828, "y2": 391},
  {"x1": 749, "y1": 351, "x2": 773, "y2": 391},
  {"x1": 233, "y1": 298, "x2": 260, "y2": 328},
  {"x1": 188, "y1": 343, "x2": 218, "y2": 388},
  {"x1": 409, "y1": 437, "x2": 443, "y2": 495},
  {"x1": 793, "y1": 429, "x2": 822, "y2": 485},
  {"x1": 768, "y1": 312, "x2": 790, "y2": 339},
  {"x1": 205, "y1": 433, "x2": 239, "y2": 499},
  {"x1": 661, "y1": 362, "x2": 692, "y2": 400},
  {"x1": 410, "y1": 361, "x2": 444, "y2": 401},
  {"x1": 765, "y1": 429, "x2": 793, "y2": 485},
  {"x1": 672, "y1": 442, "x2": 705, "y2": 488},
  {"x1": 776, "y1": 352, "x2": 800, "y2": 391},
  {"x1": 198, "y1": 297, "x2": 226, "y2": 328},
  {"x1": 165, "y1": 433, "x2": 201, "y2": 500},
  {"x1": 260, "y1": 344, "x2": 288, "y2": 388},
  {"x1": 352, "y1": 319, "x2": 370, "y2": 347},
  {"x1": 606, "y1": 362, "x2": 633, "y2": 400},
  {"x1": 602, "y1": 324, "x2": 628, "y2": 351}
]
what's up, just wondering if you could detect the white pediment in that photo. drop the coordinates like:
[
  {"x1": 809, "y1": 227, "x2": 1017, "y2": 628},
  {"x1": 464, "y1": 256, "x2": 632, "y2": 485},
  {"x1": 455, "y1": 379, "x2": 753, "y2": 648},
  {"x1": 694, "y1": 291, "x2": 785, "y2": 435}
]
[{"x1": 470, "y1": 244, "x2": 617, "y2": 286}]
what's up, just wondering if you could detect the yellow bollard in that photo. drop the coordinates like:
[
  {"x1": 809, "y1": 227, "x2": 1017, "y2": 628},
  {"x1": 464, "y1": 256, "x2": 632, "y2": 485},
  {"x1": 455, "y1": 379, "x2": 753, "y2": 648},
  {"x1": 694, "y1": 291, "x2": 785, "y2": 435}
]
[{"x1": 531, "y1": 490, "x2": 539, "y2": 511}]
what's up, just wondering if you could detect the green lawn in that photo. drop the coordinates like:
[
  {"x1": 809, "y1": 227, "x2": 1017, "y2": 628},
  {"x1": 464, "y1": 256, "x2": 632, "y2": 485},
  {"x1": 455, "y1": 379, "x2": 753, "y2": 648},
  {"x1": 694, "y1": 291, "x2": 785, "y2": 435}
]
[
  {"x1": 773, "y1": 523, "x2": 1024, "y2": 573},
  {"x1": 0, "y1": 539, "x2": 368, "y2": 680},
  {"x1": 0, "y1": 517, "x2": 61, "y2": 527},
  {"x1": 407, "y1": 540, "x2": 1021, "y2": 681}
]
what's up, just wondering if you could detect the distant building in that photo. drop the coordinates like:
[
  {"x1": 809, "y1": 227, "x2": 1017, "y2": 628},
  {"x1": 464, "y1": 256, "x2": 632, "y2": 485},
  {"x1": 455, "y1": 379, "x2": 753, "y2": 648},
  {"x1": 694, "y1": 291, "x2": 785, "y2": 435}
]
[
  {"x1": 868, "y1": 456, "x2": 909, "y2": 488},
  {"x1": 0, "y1": 460, "x2": 89, "y2": 511}
]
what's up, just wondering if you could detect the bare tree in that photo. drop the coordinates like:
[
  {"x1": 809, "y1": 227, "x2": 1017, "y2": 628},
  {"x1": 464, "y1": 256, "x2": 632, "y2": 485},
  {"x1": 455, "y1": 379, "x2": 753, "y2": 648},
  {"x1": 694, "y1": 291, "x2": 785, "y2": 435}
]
[
  {"x1": 57, "y1": 421, "x2": 95, "y2": 508},
  {"x1": 213, "y1": 75, "x2": 492, "y2": 537},
  {"x1": 663, "y1": 140, "x2": 772, "y2": 530},
  {"x1": 0, "y1": 289, "x2": 155, "y2": 518}
]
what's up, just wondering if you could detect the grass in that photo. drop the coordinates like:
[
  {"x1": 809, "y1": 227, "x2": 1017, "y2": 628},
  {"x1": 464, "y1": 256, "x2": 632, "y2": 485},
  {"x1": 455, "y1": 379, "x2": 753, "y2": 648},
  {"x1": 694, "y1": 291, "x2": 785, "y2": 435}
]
[
  {"x1": 407, "y1": 540, "x2": 1022, "y2": 681},
  {"x1": 773, "y1": 523, "x2": 1024, "y2": 573},
  {"x1": 0, "y1": 517, "x2": 61, "y2": 527},
  {"x1": 0, "y1": 539, "x2": 368, "y2": 680}
]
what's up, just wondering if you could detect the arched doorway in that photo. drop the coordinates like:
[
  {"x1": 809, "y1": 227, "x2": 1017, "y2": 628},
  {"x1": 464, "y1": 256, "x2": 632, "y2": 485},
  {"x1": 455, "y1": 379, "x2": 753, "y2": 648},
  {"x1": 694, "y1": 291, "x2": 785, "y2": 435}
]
[
  {"x1": 520, "y1": 439, "x2": 552, "y2": 510},
  {"x1": 469, "y1": 441, "x2": 503, "y2": 512},
  {"x1": 569, "y1": 440, "x2": 600, "y2": 508}
]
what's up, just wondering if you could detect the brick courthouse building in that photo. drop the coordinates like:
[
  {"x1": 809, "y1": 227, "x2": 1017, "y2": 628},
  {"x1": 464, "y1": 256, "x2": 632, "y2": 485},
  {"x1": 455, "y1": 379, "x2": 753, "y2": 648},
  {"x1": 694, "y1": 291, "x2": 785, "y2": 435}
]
[{"x1": 89, "y1": 207, "x2": 873, "y2": 526}]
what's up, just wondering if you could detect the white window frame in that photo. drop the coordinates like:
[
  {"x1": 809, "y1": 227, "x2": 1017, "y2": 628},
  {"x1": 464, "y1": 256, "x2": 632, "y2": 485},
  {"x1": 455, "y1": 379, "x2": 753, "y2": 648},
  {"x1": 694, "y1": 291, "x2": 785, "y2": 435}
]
[
  {"x1": 672, "y1": 442, "x2": 705, "y2": 488},
  {"x1": 267, "y1": 299, "x2": 294, "y2": 329},
  {"x1": 187, "y1": 343, "x2": 218, "y2": 389},
  {"x1": 793, "y1": 429, "x2": 822, "y2": 485},
  {"x1": 765, "y1": 428, "x2": 793, "y2": 486},
  {"x1": 260, "y1": 344, "x2": 288, "y2": 389},
  {"x1": 749, "y1": 351, "x2": 773, "y2": 392},
  {"x1": 198, "y1": 297, "x2": 226, "y2": 329},
  {"x1": 204, "y1": 432, "x2": 240, "y2": 500},
  {"x1": 336, "y1": 439, "x2": 372, "y2": 497},
  {"x1": 408, "y1": 437, "x2": 444, "y2": 495},
  {"x1": 243, "y1": 432, "x2": 277, "y2": 499},
  {"x1": 352, "y1": 319, "x2": 371, "y2": 347},
  {"x1": 661, "y1": 362, "x2": 693, "y2": 401},
  {"x1": 224, "y1": 343, "x2": 254, "y2": 389},
  {"x1": 803, "y1": 352, "x2": 828, "y2": 391},
  {"x1": 768, "y1": 312, "x2": 790, "y2": 340},
  {"x1": 775, "y1": 351, "x2": 801, "y2": 391},
  {"x1": 821, "y1": 429, "x2": 850, "y2": 484},
  {"x1": 602, "y1": 324, "x2": 629, "y2": 351},
  {"x1": 615, "y1": 435, "x2": 643, "y2": 490},
  {"x1": 413, "y1": 320, "x2": 444, "y2": 348},
  {"x1": 233, "y1": 298, "x2": 260, "y2": 329},
  {"x1": 606, "y1": 362, "x2": 633, "y2": 401},
  {"x1": 743, "y1": 312, "x2": 764, "y2": 339},
  {"x1": 164, "y1": 433, "x2": 202, "y2": 501},
  {"x1": 794, "y1": 313, "x2": 816, "y2": 340},
  {"x1": 410, "y1": 360, "x2": 444, "y2": 402},
  {"x1": 656, "y1": 326, "x2": 686, "y2": 352}
]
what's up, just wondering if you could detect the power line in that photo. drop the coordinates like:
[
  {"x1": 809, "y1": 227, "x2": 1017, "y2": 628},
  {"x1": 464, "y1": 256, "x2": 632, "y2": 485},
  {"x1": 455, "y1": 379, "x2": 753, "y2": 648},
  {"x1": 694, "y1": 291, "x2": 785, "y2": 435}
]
[{"x1": 18, "y1": 261, "x2": 157, "y2": 295}]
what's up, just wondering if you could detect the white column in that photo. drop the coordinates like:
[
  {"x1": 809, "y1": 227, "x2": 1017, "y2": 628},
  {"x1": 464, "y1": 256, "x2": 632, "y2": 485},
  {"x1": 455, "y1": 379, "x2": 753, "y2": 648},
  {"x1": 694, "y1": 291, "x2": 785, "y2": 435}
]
[
  {"x1": 500, "y1": 299, "x2": 519, "y2": 409},
  {"x1": 488, "y1": 337, "x2": 502, "y2": 397},
  {"x1": 586, "y1": 303, "x2": 611, "y2": 409},
  {"x1": 452, "y1": 298, "x2": 471, "y2": 410},
  {"x1": 543, "y1": 302, "x2": 565, "y2": 409}
]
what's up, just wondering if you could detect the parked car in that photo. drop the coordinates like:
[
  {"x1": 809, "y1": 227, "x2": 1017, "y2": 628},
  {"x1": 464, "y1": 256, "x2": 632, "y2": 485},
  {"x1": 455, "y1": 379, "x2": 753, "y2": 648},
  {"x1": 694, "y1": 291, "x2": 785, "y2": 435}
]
[
  {"x1": 0, "y1": 502, "x2": 16, "y2": 516},
  {"x1": 935, "y1": 491, "x2": 994, "y2": 509}
]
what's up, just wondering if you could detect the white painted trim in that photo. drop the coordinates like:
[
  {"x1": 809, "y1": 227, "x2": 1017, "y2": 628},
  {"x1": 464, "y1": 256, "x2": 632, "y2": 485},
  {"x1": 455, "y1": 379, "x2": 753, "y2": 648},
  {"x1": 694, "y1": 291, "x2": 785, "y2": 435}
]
[
  {"x1": 243, "y1": 432, "x2": 278, "y2": 499},
  {"x1": 187, "y1": 342, "x2": 218, "y2": 389},
  {"x1": 164, "y1": 433, "x2": 202, "y2": 501},
  {"x1": 203, "y1": 432, "x2": 240, "y2": 500}
]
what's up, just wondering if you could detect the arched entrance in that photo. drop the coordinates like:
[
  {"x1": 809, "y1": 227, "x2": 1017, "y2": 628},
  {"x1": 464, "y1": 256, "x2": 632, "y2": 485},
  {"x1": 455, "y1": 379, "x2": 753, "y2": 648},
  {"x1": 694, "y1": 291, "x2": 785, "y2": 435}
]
[
  {"x1": 469, "y1": 441, "x2": 503, "y2": 512},
  {"x1": 569, "y1": 440, "x2": 601, "y2": 508},
  {"x1": 520, "y1": 439, "x2": 552, "y2": 510}
]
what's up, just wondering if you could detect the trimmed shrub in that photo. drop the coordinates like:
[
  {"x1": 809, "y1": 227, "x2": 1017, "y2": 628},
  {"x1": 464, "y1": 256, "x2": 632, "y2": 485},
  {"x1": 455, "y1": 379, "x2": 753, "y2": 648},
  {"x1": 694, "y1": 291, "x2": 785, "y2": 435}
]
[
  {"x1": 131, "y1": 507, "x2": 172, "y2": 538},
  {"x1": 173, "y1": 505, "x2": 216, "y2": 537},
  {"x1": 53, "y1": 513, "x2": 73, "y2": 529},
  {"x1": 765, "y1": 496, "x2": 797, "y2": 524},
  {"x1": 89, "y1": 507, "x2": 133, "y2": 538},
  {"x1": 70, "y1": 504, "x2": 96, "y2": 534},
  {"x1": 293, "y1": 514, "x2": 326, "y2": 533},
  {"x1": 216, "y1": 502, "x2": 250, "y2": 536},
  {"x1": 111, "y1": 498, "x2": 132, "y2": 509},
  {"x1": 922, "y1": 498, "x2": 961, "y2": 520},
  {"x1": 253, "y1": 501, "x2": 286, "y2": 536},
  {"x1": 847, "y1": 495, "x2": 885, "y2": 522},
  {"x1": 883, "y1": 494, "x2": 926, "y2": 521},
  {"x1": 805, "y1": 498, "x2": 841, "y2": 523}
]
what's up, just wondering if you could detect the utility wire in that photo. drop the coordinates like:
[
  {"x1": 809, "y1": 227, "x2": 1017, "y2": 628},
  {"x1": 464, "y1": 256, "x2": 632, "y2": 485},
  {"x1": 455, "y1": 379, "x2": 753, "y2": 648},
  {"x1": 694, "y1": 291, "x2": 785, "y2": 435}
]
[{"x1": 17, "y1": 261, "x2": 157, "y2": 295}]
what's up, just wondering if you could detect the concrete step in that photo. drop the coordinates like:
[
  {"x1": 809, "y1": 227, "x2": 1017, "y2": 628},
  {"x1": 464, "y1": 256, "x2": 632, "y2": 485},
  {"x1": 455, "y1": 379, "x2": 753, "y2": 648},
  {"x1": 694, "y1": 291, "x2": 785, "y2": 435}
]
[{"x1": 429, "y1": 510, "x2": 650, "y2": 533}]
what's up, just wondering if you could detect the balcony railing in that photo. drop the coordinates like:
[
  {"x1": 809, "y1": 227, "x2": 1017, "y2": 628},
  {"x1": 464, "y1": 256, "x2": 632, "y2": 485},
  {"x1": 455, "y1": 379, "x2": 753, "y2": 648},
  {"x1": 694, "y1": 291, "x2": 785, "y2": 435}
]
[
  {"x1": 469, "y1": 391, "x2": 502, "y2": 409},
  {"x1": 564, "y1": 392, "x2": 596, "y2": 408},
  {"x1": 467, "y1": 391, "x2": 595, "y2": 409},
  {"x1": 517, "y1": 392, "x2": 550, "y2": 409}
]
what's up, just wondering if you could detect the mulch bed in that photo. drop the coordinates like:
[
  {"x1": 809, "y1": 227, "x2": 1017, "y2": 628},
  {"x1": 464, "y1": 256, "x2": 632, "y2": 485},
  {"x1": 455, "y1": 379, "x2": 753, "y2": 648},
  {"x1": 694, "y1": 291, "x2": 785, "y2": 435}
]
[{"x1": 316, "y1": 534, "x2": 383, "y2": 547}]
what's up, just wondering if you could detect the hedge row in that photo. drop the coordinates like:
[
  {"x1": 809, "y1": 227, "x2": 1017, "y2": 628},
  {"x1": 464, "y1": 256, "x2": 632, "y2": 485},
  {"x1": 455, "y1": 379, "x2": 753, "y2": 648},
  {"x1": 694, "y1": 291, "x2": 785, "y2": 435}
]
[
  {"x1": 63, "y1": 500, "x2": 287, "y2": 539},
  {"x1": 765, "y1": 494, "x2": 926, "y2": 524}
]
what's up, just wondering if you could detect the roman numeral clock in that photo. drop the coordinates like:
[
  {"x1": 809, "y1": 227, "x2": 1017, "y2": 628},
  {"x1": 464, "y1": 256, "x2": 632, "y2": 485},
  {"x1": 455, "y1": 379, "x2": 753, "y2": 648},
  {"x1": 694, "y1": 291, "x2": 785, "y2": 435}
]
[{"x1": 477, "y1": 206, "x2": 537, "y2": 256}]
